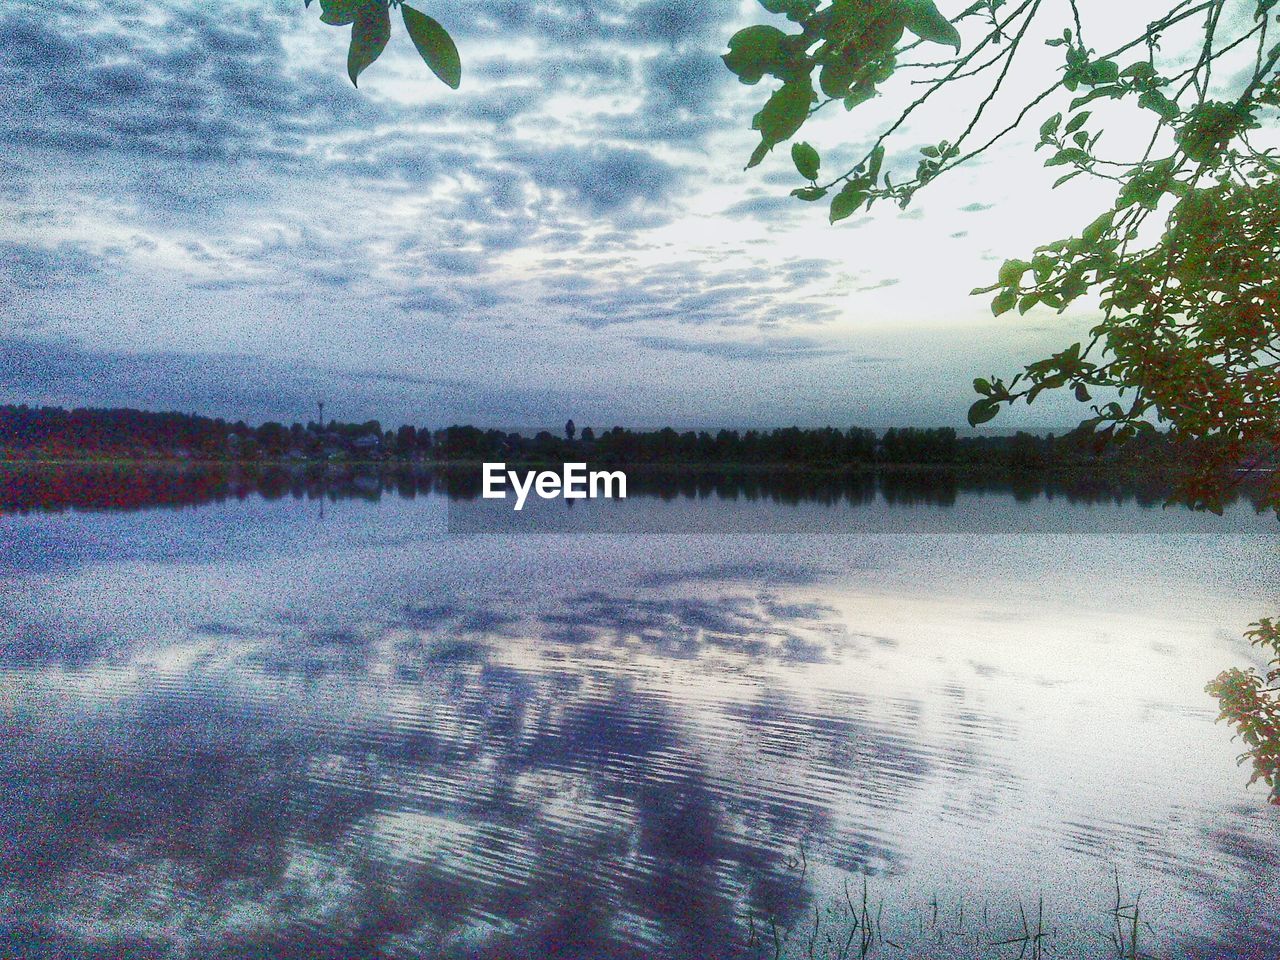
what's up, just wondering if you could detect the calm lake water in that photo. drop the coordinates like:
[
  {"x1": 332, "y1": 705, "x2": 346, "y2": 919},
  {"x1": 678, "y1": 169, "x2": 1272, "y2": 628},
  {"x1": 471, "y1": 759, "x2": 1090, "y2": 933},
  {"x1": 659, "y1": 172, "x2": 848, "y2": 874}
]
[{"x1": 1, "y1": 466, "x2": 1278, "y2": 959}]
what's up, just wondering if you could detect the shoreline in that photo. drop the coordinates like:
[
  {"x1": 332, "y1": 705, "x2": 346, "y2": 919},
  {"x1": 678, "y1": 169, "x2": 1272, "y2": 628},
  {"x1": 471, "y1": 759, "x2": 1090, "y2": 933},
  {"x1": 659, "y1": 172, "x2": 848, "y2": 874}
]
[{"x1": 0, "y1": 456, "x2": 1186, "y2": 476}]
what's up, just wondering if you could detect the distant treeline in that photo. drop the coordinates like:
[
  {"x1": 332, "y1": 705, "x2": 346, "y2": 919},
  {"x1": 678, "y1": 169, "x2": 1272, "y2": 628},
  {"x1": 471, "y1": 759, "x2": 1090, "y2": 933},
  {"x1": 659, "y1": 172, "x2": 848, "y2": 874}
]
[{"x1": 0, "y1": 403, "x2": 1188, "y2": 469}]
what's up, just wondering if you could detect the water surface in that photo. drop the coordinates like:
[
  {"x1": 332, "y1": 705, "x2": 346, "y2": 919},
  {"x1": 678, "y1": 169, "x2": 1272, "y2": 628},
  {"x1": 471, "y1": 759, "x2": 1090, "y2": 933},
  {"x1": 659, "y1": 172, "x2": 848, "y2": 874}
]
[{"x1": 1, "y1": 466, "x2": 1277, "y2": 959}]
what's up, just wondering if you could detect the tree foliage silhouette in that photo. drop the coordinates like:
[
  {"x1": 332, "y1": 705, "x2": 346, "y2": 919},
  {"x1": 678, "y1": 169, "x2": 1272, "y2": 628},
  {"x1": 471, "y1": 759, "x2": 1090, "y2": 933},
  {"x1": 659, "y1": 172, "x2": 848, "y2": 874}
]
[{"x1": 306, "y1": 0, "x2": 459, "y2": 88}]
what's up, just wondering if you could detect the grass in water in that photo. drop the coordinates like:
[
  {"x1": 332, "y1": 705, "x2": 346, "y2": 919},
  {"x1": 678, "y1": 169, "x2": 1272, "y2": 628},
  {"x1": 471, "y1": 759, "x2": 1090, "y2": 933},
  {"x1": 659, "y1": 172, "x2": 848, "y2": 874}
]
[{"x1": 738, "y1": 858, "x2": 1159, "y2": 959}]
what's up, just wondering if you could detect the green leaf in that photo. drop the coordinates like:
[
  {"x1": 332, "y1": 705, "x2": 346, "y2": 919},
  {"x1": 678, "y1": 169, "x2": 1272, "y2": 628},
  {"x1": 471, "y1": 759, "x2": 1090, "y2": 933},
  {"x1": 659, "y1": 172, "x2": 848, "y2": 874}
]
[
  {"x1": 1064, "y1": 111, "x2": 1090, "y2": 135},
  {"x1": 1082, "y1": 59, "x2": 1119, "y2": 85},
  {"x1": 991, "y1": 288, "x2": 1017, "y2": 316},
  {"x1": 320, "y1": 0, "x2": 360, "y2": 25},
  {"x1": 1070, "y1": 86, "x2": 1122, "y2": 110},
  {"x1": 723, "y1": 24, "x2": 788, "y2": 85},
  {"x1": 791, "y1": 141, "x2": 820, "y2": 180},
  {"x1": 1138, "y1": 89, "x2": 1179, "y2": 120},
  {"x1": 844, "y1": 83, "x2": 876, "y2": 110},
  {"x1": 902, "y1": 0, "x2": 961, "y2": 50},
  {"x1": 1052, "y1": 170, "x2": 1082, "y2": 188},
  {"x1": 760, "y1": 0, "x2": 818, "y2": 20},
  {"x1": 348, "y1": 1, "x2": 391, "y2": 86},
  {"x1": 1120, "y1": 61, "x2": 1156, "y2": 79},
  {"x1": 791, "y1": 186, "x2": 828, "y2": 201},
  {"x1": 867, "y1": 144, "x2": 885, "y2": 183},
  {"x1": 746, "y1": 140, "x2": 771, "y2": 169},
  {"x1": 1045, "y1": 147, "x2": 1090, "y2": 167},
  {"x1": 829, "y1": 182, "x2": 867, "y2": 223},
  {"x1": 402, "y1": 4, "x2": 461, "y2": 89},
  {"x1": 1039, "y1": 113, "x2": 1062, "y2": 140},
  {"x1": 819, "y1": 57, "x2": 857, "y2": 98},
  {"x1": 968, "y1": 399, "x2": 1001, "y2": 426},
  {"x1": 756, "y1": 80, "x2": 813, "y2": 147},
  {"x1": 1081, "y1": 210, "x2": 1114, "y2": 244},
  {"x1": 1074, "y1": 383, "x2": 1092, "y2": 402},
  {"x1": 998, "y1": 259, "x2": 1030, "y2": 287}
]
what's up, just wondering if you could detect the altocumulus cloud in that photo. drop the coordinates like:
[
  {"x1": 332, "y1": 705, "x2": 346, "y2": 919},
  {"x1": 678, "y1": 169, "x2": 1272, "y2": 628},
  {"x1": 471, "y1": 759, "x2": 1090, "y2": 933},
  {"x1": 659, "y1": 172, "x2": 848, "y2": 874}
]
[{"x1": 0, "y1": 0, "x2": 911, "y2": 426}]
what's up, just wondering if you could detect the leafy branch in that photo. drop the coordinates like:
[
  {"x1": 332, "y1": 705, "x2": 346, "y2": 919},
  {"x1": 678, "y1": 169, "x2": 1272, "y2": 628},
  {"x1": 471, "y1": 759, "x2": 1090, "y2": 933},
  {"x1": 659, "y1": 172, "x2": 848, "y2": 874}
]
[
  {"x1": 728, "y1": 0, "x2": 1280, "y2": 514},
  {"x1": 1207, "y1": 617, "x2": 1280, "y2": 805},
  {"x1": 304, "y1": 0, "x2": 460, "y2": 88}
]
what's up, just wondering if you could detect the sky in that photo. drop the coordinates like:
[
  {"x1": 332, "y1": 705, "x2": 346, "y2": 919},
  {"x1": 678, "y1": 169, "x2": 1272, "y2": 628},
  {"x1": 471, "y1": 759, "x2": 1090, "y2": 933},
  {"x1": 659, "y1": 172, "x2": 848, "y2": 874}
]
[{"x1": 0, "y1": 0, "x2": 1247, "y2": 430}]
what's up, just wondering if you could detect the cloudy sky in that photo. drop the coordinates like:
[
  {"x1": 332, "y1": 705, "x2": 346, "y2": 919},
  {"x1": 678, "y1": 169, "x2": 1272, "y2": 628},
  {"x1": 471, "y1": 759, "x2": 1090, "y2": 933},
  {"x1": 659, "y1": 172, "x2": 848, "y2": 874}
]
[{"x1": 0, "y1": 0, "x2": 1216, "y2": 430}]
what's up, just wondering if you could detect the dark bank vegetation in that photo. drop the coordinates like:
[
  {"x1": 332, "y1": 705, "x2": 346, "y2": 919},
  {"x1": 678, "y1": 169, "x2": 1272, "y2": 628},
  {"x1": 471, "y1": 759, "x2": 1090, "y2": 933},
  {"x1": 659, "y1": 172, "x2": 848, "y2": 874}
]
[{"x1": 0, "y1": 402, "x2": 1253, "y2": 475}]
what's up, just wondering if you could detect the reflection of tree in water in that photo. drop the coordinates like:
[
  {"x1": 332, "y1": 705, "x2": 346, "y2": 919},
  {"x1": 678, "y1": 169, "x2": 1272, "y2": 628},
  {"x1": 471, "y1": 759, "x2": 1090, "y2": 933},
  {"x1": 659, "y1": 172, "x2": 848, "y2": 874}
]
[
  {"x1": 1, "y1": 463, "x2": 1267, "y2": 515},
  {"x1": 0, "y1": 571, "x2": 1017, "y2": 960}
]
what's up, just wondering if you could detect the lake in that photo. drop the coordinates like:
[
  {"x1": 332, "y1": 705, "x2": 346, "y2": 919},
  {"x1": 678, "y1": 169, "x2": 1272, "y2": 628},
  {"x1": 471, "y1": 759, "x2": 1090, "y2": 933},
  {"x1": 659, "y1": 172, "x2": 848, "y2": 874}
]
[{"x1": 1, "y1": 465, "x2": 1277, "y2": 959}]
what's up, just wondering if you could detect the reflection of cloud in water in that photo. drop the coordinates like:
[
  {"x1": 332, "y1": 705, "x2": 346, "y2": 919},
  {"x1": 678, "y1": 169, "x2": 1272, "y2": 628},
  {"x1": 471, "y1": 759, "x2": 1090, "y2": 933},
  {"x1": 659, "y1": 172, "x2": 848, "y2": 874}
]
[
  {"x1": 539, "y1": 590, "x2": 839, "y2": 663},
  {"x1": 636, "y1": 561, "x2": 838, "y2": 588},
  {"x1": 3, "y1": 551, "x2": 1277, "y2": 957},
  {"x1": 0, "y1": 569, "x2": 991, "y2": 959}
]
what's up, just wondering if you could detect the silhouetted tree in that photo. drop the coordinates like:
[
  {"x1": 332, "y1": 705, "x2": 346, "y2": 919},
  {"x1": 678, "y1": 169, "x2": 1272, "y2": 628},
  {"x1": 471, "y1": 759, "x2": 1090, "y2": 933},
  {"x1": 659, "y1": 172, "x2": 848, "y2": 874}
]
[{"x1": 396, "y1": 424, "x2": 418, "y2": 456}]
